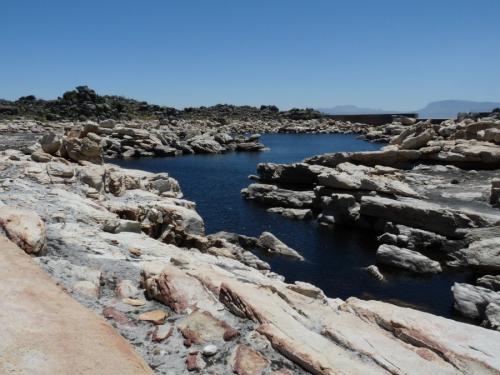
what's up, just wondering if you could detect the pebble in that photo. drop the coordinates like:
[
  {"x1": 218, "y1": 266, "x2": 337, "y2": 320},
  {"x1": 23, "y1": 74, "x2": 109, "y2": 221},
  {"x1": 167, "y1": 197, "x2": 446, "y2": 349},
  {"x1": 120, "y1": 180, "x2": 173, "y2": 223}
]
[
  {"x1": 202, "y1": 344, "x2": 218, "y2": 357},
  {"x1": 153, "y1": 324, "x2": 173, "y2": 342},
  {"x1": 128, "y1": 247, "x2": 142, "y2": 257},
  {"x1": 138, "y1": 309, "x2": 168, "y2": 325},
  {"x1": 122, "y1": 297, "x2": 146, "y2": 306}
]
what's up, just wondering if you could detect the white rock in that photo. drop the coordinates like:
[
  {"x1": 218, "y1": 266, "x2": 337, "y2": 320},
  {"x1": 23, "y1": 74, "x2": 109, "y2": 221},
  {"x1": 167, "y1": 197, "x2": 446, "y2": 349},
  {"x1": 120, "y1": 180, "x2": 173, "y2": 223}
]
[{"x1": 202, "y1": 344, "x2": 218, "y2": 357}]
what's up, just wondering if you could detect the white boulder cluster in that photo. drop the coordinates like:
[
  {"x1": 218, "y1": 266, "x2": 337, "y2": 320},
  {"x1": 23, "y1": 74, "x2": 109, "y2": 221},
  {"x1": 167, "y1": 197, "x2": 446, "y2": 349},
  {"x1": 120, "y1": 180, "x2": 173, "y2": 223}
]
[
  {"x1": 0, "y1": 110, "x2": 500, "y2": 373},
  {"x1": 2, "y1": 140, "x2": 500, "y2": 373},
  {"x1": 243, "y1": 111, "x2": 500, "y2": 329}
]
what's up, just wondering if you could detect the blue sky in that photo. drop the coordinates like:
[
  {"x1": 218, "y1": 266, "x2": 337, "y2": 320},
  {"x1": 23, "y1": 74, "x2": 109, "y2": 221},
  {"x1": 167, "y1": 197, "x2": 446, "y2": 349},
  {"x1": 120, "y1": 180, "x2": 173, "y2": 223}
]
[{"x1": 1, "y1": 0, "x2": 499, "y2": 110}]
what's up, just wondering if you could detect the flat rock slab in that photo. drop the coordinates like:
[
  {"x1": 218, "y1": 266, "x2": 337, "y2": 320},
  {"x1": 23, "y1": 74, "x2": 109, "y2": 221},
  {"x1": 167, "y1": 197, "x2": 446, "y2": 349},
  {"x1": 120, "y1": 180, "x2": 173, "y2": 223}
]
[
  {"x1": 231, "y1": 344, "x2": 269, "y2": 375},
  {"x1": 0, "y1": 236, "x2": 152, "y2": 375},
  {"x1": 177, "y1": 310, "x2": 239, "y2": 345}
]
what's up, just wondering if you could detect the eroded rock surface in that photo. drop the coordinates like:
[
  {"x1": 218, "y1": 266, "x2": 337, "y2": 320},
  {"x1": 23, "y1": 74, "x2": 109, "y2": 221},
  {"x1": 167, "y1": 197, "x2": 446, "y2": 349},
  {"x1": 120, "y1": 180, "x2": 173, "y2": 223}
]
[
  {"x1": 0, "y1": 237, "x2": 153, "y2": 375},
  {"x1": 1, "y1": 108, "x2": 500, "y2": 373},
  {"x1": 241, "y1": 110, "x2": 500, "y2": 325},
  {"x1": 0, "y1": 206, "x2": 47, "y2": 254},
  {"x1": 376, "y1": 244, "x2": 442, "y2": 274}
]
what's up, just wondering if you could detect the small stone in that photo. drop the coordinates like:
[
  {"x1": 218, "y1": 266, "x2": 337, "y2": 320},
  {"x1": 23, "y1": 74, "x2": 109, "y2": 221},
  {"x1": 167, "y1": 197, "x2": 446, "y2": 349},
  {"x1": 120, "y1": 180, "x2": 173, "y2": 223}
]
[
  {"x1": 122, "y1": 298, "x2": 146, "y2": 306},
  {"x1": 103, "y1": 306, "x2": 132, "y2": 326},
  {"x1": 152, "y1": 324, "x2": 173, "y2": 342},
  {"x1": 202, "y1": 344, "x2": 218, "y2": 357},
  {"x1": 365, "y1": 265, "x2": 385, "y2": 282},
  {"x1": 186, "y1": 352, "x2": 205, "y2": 372},
  {"x1": 115, "y1": 279, "x2": 138, "y2": 298},
  {"x1": 138, "y1": 309, "x2": 168, "y2": 325},
  {"x1": 128, "y1": 247, "x2": 142, "y2": 257}
]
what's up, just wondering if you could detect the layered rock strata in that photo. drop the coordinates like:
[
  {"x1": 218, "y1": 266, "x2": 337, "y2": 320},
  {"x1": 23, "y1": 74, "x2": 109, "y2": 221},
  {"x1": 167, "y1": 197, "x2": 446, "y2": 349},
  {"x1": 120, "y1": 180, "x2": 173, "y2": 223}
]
[
  {"x1": 242, "y1": 111, "x2": 500, "y2": 327},
  {"x1": 2, "y1": 148, "x2": 500, "y2": 373}
]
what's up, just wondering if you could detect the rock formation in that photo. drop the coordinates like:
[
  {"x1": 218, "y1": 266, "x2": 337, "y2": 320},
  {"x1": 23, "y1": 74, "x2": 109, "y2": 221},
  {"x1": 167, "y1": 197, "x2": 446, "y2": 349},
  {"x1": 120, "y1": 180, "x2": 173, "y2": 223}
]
[
  {"x1": 2, "y1": 146, "x2": 500, "y2": 373},
  {"x1": 1, "y1": 93, "x2": 500, "y2": 373},
  {"x1": 242, "y1": 110, "x2": 500, "y2": 327}
]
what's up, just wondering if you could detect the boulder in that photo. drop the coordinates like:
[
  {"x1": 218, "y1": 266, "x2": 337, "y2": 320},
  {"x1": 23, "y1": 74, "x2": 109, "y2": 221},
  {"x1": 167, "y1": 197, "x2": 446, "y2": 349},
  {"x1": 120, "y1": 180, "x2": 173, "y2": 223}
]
[
  {"x1": 400, "y1": 129, "x2": 434, "y2": 150},
  {"x1": 477, "y1": 275, "x2": 500, "y2": 292},
  {"x1": 208, "y1": 231, "x2": 259, "y2": 249},
  {"x1": 241, "y1": 183, "x2": 315, "y2": 209},
  {"x1": 376, "y1": 244, "x2": 442, "y2": 273},
  {"x1": 235, "y1": 142, "x2": 266, "y2": 152},
  {"x1": 245, "y1": 133, "x2": 261, "y2": 142},
  {"x1": 452, "y1": 283, "x2": 500, "y2": 320},
  {"x1": 158, "y1": 203, "x2": 205, "y2": 236},
  {"x1": 99, "y1": 119, "x2": 117, "y2": 129},
  {"x1": 0, "y1": 207, "x2": 46, "y2": 255},
  {"x1": 395, "y1": 116, "x2": 417, "y2": 126},
  {"x1": 105, "y1": 170, "x2": 126, "y2": 196},
  {"x1": 485, "y1": 303, "x2": 500, "y2": 330},
  {"x1": 360, "y1": 196, "x2": 495, "y2": 238},
  {"x1": 46, "y1": 161, "x2": 75, "y2": 179},
  {"x1": 424, "y1": 140, "x2": 500, "y2": 168},
  {"x1": 40, "y1": 131, "x2": 62, "y2": 155},
  {"x1": 306, "y1": 150, "x2": 421, "y2": 169},
  {"x1": 79, "y1": 164, "x2": 106, "y2": 192},
  {"x1": 480, "y1": 128, "x2": 500, "y2": 144},
  {"x1": 392, "y1": 224, "x2": 450, "y2": 253},
  {"x1": 62, "y1": 136, "x2": 103, "y2": 164},
  {"x1": 318, "y1": 193, "x2": 359, "y2": 225},
  {"x1": 257, "y1": 231, "x2": 304, "y2": 260},
  {"x1": 31, "y1": 149, "x2": 52, "y2": 163},
  {"x1": 317, "y1": 162, "x2": 418, "y2": 197},
  {"x1": 266, "y1": 207, "x2": 312, "y2": 220},
  {"x1": 465, "y1": 121, "x2": 499, "y2": 137},
  {"x1": 257, "y1": 162, "x2": 330, "y2": 185},
  {"x1": 153, "y1": 144, "x2": 177, "y2": 157},
  {"x1": 214, "y1": 133, "x2": 233, "y2": 144},
  {"x1": 189, "y1": 136, "x2": 223, "y2": 154},
  {"x1": 450, "y1": 237, "x2": 500, "y2": 271},
  {"x1": 103, "y1": 219, "x2": 141, "y2": 234}
]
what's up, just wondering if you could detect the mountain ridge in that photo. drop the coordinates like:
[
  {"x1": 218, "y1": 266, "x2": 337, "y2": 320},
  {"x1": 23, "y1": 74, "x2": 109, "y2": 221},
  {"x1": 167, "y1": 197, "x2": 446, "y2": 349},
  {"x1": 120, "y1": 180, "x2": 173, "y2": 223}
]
[{"x1": 318, "y1": 100, "x2": 500, "y2": 119}]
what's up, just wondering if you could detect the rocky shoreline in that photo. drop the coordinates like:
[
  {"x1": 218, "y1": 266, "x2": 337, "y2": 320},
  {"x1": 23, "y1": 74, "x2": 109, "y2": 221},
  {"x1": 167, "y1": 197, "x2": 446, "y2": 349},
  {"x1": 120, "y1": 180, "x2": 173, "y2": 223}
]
[
  {"x1": 242, "y1": 110, "x2": 500, "y2": 331},
  {"x1": 0, "y1": 87, "x2": 395, "y2": 160},
  {"x1": 1, "y1": 105, "x2": 500, "y2": 372}
]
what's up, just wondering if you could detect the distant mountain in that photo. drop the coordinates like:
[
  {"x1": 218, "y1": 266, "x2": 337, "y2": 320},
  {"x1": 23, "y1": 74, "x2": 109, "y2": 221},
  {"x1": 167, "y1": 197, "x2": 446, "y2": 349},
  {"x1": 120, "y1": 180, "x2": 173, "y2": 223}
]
[
  {"x1": 417, "y1": 100, "x2": 500, "y2": 119},
  {"x1": 318, "y1": 100, "x2": 500, "y2": 119},
  {"x1": 317, "y1": 105, "x2": 393, "y2": 115}
]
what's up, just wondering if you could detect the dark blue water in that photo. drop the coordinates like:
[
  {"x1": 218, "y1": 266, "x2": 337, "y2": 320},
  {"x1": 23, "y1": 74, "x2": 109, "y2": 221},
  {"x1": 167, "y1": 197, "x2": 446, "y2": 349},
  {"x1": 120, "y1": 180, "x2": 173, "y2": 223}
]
[{"x1": 112, "y1": 134, "x2": 473, "y2": 318}]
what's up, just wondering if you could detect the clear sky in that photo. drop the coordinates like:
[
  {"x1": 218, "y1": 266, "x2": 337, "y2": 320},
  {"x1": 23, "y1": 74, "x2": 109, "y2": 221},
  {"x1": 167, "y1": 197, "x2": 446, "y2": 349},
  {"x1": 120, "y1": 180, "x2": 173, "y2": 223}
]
[{"x1": 2, "y1": 0, "x2": 499, "y2": 110}]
